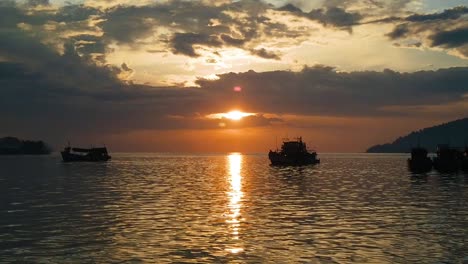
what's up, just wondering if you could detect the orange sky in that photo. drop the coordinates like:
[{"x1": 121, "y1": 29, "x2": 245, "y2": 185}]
[{"x1": 89, "y1": 115, "x2": 458, "y2": 153}]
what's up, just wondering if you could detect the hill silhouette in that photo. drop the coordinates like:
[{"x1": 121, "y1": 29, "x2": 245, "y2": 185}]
[
  {"x1": 367, "y1": 118, "x2": 468, "y2": 153},
  {"x1": 0, "y1": 137, "x2": 51, "y2": 155}
]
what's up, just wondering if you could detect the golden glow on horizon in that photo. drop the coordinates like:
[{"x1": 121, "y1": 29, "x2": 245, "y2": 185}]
[
  {"x1": 207, "y1": 110, "x2": 255, "y2": 121},
  {"x1": 226, "y1": 153, "x2": 244, "y2": 254},
  {"x1": 225, "y1": 111, "x2": 248, "y2": 121}
]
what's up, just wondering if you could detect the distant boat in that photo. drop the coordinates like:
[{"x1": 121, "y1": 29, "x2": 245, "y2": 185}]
[
  {"x1": 432, "y1": 144, "x2": 462, "y2": 173},
  {"x1": 407, "y1": 147, "x2": 432, "y2": 173},
  {"x1": 61, "y1": 145, "x2": 111, "y2": 162},
  {"x1": 269, "y1": 137, "x2": 320, "y2": 166}
]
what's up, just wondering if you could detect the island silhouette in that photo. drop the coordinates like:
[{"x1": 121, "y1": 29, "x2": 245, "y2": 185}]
[
  {"x1": 0, "y1": 137, "x2": 51, "y2": 155},
  {"x1": 367, "y1": 117, "x2": 468, "y2": 153}
]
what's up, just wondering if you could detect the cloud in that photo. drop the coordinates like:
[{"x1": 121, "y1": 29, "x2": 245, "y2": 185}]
[
  {"x1": 53, "y1": 4, "x2": 101, "y2": 23},
  {"x1": 283, "y1": 0, "x2": 414, "y2": 13},
  {"x1": 250, "y1": 48, "x2": 281, "y2": 60},
  {"x1": 0, "y1": 1, "x2": 27, "y2": 27},
  {"x1": 88, "y1": 1, "x2": 262, "y2": 60},
  {"x1": 277, "y1": 3, "x2": 303, "y2": 13},
  {"x1": 5, "y1": 0, "x2": 468, "y2": 66},
  {"x1": 11, "y1": 0, "x2": 466, "y2": 66},
  {"x1": 197, "y1": 66, "x2": 468, "y2": 117},
  {"x1": 72, "y1": 34, "x2": 108, "y2": 58},
  {"x1": 3, "y1": 53, "x2": 468, "y2": 141},
  {"x1": 1, "y1": 0, "x2": 305, "y2": 61},
  {"x1": 26, "y1": 0, "x2": 49, "y2": 7},
  {"x1": 386, "y1": 24, "x2": 409, "y2": 39},
  {"x1": 374, "y1": 6, "x2": 468, "y2": 24},
  {"x1": 278, "y1": 4, "x2": 362, "y2": 30},
  {"x1": 382, "y1": 6, "x2": 468, "y2": 58},
  {"x1": 3, "y1": 11, "x2": 468, "y2": 135},
  {"x1": 171, "y1": 33, "x2": 223, "y2": 57},
  {"x1": 406, "y1": 6, "x2": 468, "y2": 22},
  {"x1": 95, "y1": 0, "x2": 281, "y2": 58},
  {"x1": 220, "y1": 34, "x2": 246, "y2": 46},
  {"x1": 430, "y1": 27, "x2": 468, "y2": 48},
  {"x1": 98, "y1": 5, "x2": 158, "y2": 44},
  {"x1": 308, "y1": 7, "x2": 362, "y2": 28}
]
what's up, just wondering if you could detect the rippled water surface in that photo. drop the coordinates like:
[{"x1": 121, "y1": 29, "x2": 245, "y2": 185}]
[{"x1": 1, "y1": 153, "x2": 468, "y2": 263}]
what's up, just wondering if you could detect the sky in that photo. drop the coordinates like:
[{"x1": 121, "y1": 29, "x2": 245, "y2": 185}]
[{"x1": 1, "y1": 0, "x2": 468, "y2": 152}]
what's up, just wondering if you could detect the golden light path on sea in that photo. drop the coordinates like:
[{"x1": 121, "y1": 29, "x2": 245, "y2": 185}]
[{"x1": 226, "y1": 153, "x2": 244, "y2": 254}]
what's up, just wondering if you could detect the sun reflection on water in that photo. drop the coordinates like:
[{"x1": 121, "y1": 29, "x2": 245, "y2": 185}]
[{"x1": 226, "y1": 153, "x2": 244, "y2": 254}]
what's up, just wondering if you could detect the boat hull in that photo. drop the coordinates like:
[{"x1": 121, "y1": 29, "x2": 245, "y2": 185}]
[
  {"x1": 407, "y1": 158, "x2": 432, "y2": 173},
  {"x1": 433, "y1": 157, "x2": 460, "y2": 173},
  {"x1": 269, "y1": 152, "x2": 320, "y2": 166},
  {"x1": 461, "y1": 159, "x2": 468, "y2": 172},
  {"x1": 61, "y1": 151, "x2": 111, "y2": 162}
]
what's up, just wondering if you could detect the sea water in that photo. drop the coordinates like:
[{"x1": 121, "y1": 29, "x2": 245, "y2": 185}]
[{"x1": 1, "y1": 153, "x2": 467, "y2": 263}]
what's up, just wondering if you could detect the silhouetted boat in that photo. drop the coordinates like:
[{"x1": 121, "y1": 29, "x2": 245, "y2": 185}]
[
  {"x1": 462, "y1": 147, "x2": 468, "y2": 172},
  {"x1": 61, "y1": 145, "x2": 111, "y2": 162},
  {"x1": 407, "y1": 147, "x2": 432, "y2": 173},
  {"x1": 432, "y1": 144, "x2": 462, "y2": 173},
  {"x1": 269, "y1": 137, "x2": 320, "y2": 166}
]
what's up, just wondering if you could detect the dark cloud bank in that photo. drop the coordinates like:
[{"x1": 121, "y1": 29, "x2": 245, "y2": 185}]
[
  {"x1": 377, "y1": 6, "x2": 468, "y2": 57},
  {"x1": 1, "y1": 34, "x2": 467, "y2": 136}
]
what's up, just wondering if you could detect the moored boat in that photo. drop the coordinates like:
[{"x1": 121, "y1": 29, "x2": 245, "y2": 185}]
[
  {"x1": 462, "y1": 147, "x2": 468, "y2": 172},
  {"x1": 269, "y1": 137, "x2": 320, "y2": 166},
  {"x1": 61, "y1": 145, "x2": 111, "y2": 162},
  {"x1": 432, "y1": 144, "x2": 462, "y2": 173},
  {"x1": 407, "y1": 147, "x2": 432, "y2": 173}
]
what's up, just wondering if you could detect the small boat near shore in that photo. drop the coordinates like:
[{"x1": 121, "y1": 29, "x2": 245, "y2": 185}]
[
  {"x1": 269, "y1": 137, "x2": 320, "y2": 166},
  {"x1": 433, "y1": 144, "x2": 462, "y2": 173},
  {"x1": 462, "y1": 147, "x2": 468, "y2": 172},
  {"x1": 61, "y1": 145, "x2": 111, "y2": 162},
  {"x1": 407, "y1": 147, "x2": 432, "y2": 173}
]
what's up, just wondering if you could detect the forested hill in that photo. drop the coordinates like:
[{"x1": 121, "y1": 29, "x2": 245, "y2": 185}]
[
  {"x1": 0, "y1": 137, "x2": 51, "y2": 155},
  {"x1": 366, "y1": 118, "x2": 468, "y2": 153}
]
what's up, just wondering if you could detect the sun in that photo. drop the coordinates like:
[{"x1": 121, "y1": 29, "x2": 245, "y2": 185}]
[
  {"x1": 206, "y1": 110, "x2": 255, "y2": 121},
  {"x1": 224, "y1": 110, "x2": 255, "y2": 121},
  {"x1": 225, "y1": 111, "x2": 246, "y2": 120}
]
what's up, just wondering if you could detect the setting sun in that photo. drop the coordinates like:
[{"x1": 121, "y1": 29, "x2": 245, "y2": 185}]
[
  {"x1": 207, "y1": 111, "x2": 255, "y2": 121},
  {"x1": 224, "y1": 111, "x2": 251, "y2": 121}
]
